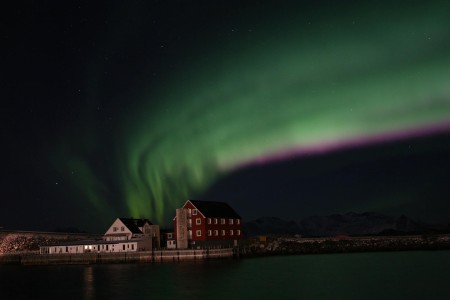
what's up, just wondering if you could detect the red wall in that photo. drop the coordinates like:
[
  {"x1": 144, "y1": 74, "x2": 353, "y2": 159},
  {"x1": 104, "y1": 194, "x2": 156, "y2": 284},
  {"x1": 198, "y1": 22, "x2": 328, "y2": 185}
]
[{"x1": 174, "y1": 201, "x2": 243, "y2": 242}]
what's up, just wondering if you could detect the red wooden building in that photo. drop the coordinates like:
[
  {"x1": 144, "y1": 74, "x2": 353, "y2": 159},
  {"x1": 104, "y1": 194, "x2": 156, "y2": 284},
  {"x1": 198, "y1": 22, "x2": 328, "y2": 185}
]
[{"x1": 173, "y1": 200, "x2": 243, "y2": 249}]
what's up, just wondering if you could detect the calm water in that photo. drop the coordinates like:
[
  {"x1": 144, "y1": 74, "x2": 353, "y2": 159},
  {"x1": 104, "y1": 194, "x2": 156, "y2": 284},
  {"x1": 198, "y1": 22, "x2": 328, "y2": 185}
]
[{"x1": 1, "y1": 251, "x2": 450, "y2": 300}]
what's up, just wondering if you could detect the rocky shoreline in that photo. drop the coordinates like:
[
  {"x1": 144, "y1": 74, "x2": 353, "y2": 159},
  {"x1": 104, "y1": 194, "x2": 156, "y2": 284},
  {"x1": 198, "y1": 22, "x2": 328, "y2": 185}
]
[
  {"x1": 2, "y1": 231, "x2": 450, "y2": 265},
  {"x1": 240, "y1": 234, "x2": 450, "y2": 256},
  {"x1": 0, "y1": 231, "x2": 100, "y2": 254}
]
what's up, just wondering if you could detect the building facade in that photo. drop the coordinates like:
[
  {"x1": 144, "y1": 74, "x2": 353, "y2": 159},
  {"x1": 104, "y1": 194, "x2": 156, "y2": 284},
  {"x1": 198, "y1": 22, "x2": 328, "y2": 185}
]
[
  {"x1": 173, "y1": 200, "x2": 243, "y2": 249},
  {"x1": 40, "y1": 218, "x2": 159, "y2": 254},
  {"x1": 104, "y1": 218, "x2": 160, "y2": 248}
]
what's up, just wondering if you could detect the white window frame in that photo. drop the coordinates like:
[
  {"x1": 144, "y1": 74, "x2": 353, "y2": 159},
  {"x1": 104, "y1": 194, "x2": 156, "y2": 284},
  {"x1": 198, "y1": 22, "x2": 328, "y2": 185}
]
[
  {"x1": 192, "y1": 209, "x2": 197, "y2": 215},
  {"x1": 214, "y1": 230, "x2": 218, "y2": 236},
  {"x1": 207, "y1": 218, "x2": 211, "y2": 224},
  {"x1": 230, "y1": 230, "x2": 234, "y2": 236},
  {"x1": 208, "y1": 230, "x2": 212, "y2": 236},
  {"x1": 237, "y1": 230, "x2": 241, "y2": 236},
  {"x1": 229, "y1": 219, "x2": 233, "y2": 225},
  {"x1": 236, "y1": 219, "x2": 240, "y2": 225},
  {"x1": 221, "y1": 230, "x2": 225, "y2": 236},
  {"x1": 214, "y1": 218, "x2": 218, "y2": 224},
  {"x1": 196, "y1": 230, "x2": 202, "y2": 237},
  {"x1": 221, "y1": 218, "x2": 225, "y2": 225},
  {"x1": 196, "y1": 218, "x2": 201, "y2": 225}
]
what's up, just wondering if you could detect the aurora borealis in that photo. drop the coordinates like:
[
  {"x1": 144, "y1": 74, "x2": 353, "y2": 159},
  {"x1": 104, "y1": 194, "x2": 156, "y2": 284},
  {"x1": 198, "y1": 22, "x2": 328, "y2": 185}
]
[{"x1": 3, "y1": 1, "x2": 450, "y2": 232}]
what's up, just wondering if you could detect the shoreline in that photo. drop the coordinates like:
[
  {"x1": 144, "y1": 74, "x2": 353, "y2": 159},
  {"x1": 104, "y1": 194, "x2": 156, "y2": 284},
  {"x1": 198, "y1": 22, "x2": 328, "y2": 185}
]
[
  {"x1": 0, "y1": 248, "x2": 235, "y2": 265},
  {"x1": 239, "y1": 233, "x2": 450, "y2": 257},
  {"x1": 2, "y1": 234, "x2": 450, "y2": 265}
]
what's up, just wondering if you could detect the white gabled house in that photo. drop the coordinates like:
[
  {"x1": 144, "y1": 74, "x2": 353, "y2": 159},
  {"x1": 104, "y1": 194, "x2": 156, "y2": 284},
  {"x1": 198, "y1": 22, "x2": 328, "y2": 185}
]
[
  {"x1": 40, "y1": 218, "x2": 160, "y2": 254},
  {"x1": 104, "y1": 218, "x2": 160, "y2": 245}
]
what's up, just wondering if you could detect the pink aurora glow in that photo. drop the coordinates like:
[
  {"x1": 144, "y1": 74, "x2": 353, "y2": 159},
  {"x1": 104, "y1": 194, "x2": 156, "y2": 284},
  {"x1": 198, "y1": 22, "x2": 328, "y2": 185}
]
[{"x1": 233, "y1": 121, "x2": 450, "y2": 170}]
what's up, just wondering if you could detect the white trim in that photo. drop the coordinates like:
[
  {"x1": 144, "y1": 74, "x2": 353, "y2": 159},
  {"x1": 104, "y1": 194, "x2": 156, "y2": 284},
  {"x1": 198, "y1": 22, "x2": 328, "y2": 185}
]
[{"x1": 185, "y1": 200, "x2": 207, "y2": 218}]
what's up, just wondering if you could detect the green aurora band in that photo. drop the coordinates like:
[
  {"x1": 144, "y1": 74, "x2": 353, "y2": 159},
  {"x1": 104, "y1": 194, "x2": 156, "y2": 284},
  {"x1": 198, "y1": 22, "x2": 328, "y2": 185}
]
[{"x1": 60, "y1": 2, "x2": 450, "y2": 225}]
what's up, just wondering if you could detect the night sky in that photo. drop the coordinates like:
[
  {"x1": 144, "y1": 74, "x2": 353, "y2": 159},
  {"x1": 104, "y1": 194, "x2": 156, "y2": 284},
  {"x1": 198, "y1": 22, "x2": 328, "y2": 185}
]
[{"x1": 2, "y1": 1, "x2": 450, "y2": 233}]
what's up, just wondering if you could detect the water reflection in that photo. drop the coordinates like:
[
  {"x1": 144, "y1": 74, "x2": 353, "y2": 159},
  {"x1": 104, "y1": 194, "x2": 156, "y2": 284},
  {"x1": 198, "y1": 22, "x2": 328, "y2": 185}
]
[
  {"x1": 2, "y1": 252, "x2": 449, "y2": 300},
  {"x1": 83, "y1": 266, "x2": 94, "y2": 300}
]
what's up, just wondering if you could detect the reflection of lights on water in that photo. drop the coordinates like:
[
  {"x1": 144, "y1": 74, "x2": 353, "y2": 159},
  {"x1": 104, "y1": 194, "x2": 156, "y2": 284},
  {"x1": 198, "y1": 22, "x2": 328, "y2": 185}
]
[{"x1": 84, "y1": 266, "x2": 94, "y2": 299}]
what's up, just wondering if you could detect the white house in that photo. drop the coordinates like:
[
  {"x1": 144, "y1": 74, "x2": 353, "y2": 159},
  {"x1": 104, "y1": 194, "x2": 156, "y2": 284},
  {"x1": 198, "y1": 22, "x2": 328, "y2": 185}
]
[
  {"x1": 40, "y1": 218, "x2": 160, "y2": 254},
  {"x1": 104, "y1": 218, "x2": 160, "y2": 247}
]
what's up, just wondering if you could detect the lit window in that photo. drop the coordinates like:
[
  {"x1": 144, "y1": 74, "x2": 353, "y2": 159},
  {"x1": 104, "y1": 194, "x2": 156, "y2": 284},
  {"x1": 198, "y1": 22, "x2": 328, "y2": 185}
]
[
  {"x1": 196, "y1": 218, "x2": 201, "y2": 225},
  {"x1": 196, "y1": 230, "x2": 202, "y2": 237},
  {"x1": 193, "y1": 209, "x2": 197, "y2": 215},
  {"x1": 237, "y1": 230, "x2": 241, "y2": 236},
  {"x1": 221, "y1": 230, "x2": 225, "y2": 236},
  {"x1": 230, "y1": 230, "x2": 234, "y2": 236},
  {"x1": 214, "y1": 230, "x2": 218, "y2": 236},
  {"x1": 208, "y1": 230, "x2": 212, "y2": 236},
  {"x1": 229, "y1": 219, "x2": 233, "y2": 225},
  {"x1": 207, "y1": 218, "x2": 211, "y2": 224},
  {"x1": 214, "y1": 218, "x2": 218, "y2": 224},
  {"x1": 221, "y1": 218, "x2": 225, "y2": 224}
]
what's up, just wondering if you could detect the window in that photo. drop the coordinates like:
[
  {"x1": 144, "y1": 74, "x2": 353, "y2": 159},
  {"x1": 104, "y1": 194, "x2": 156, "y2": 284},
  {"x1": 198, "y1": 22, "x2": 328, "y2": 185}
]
[
  {"x1": 214, "y1": 230, "x2": 218, "y2": 236},
  {"x1": 192, "y1": 209, "x2": 198, "y2": 215},
  {"x1": 221, "y1": 230, "x2": 225, "y2": 236},
  {"x1": 236, "y1": 219, "x2": 240, "y2": 225},
  {"x1": 121, "y1": 226, "x2": 125, "y2": 231},
  {"x1": 208, "y1": 230, "x2": 212, "y2": 236},
  {"x1": 167, "y1": 233, "x2": 173, "y2": 239},
  {"x1": 131, "y1": 244, "x2": 134, "y2": 250},
  {"x1": 229, "y1": 219, "x2": 233, "y2": 225},
  {"x1": 196, "y1": 218, "x2": 201, "y2": 225},
  {"x1": 230, "y1": 230, "x2": 234, "y2": 236},
  {"x1": 237, "y1": 230, "x2": 241, "y2": 236},
  {"x1": 221, "y1": 218, "x2": 225, "y2": 224},
  {"x1": 207, "y1": 218, "x2": 211, "y2": 224},
  {"x1": 196, "y1": 230, "x2": 202, "y2": 237},
  {"x1": 113, "y1": 227, "x2": 118, "y2": 232},
  {"x1": 214, "y1": 218, "x2": 218, "y2": 224},
  {"x1": 123, "y1": 245, "x2": 125, "y2": 251}
]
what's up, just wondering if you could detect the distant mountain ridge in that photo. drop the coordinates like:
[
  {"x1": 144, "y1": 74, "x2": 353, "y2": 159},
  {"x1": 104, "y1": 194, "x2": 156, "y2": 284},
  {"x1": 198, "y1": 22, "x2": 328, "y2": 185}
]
[{"x1": 244, "y1": 212, "x2": 449, "y2": 237}]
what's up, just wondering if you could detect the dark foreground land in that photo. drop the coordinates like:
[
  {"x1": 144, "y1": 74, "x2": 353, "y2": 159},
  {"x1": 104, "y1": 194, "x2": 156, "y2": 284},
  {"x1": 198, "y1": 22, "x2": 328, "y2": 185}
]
[
  {"x1": 241, "y1": 234, "x2": 450, "y2": 256},
  {"x1": 2, "y1": 231, "x2": 450, "y2": 265}
]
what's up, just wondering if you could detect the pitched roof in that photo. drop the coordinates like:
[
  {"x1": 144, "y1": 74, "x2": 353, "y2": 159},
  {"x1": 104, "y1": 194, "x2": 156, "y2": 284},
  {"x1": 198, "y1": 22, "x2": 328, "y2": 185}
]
[
  {"x1": 188, "y1": 200, "x2": 241, "y2": 219},
  {"x1": 118, "y1": 218, "x2": 152, "y2": 234}
]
